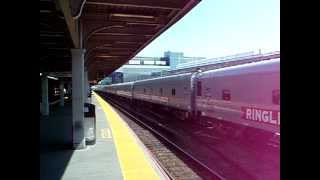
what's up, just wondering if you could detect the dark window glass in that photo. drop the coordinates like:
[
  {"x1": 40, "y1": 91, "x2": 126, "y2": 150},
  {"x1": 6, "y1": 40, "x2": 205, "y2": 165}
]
[
  {"x1": 222, "y1": 89, "x2": 231, "y2": 100},
  {"x1": 272, "y1": 89, "x2": 280, "y2": 105},
  {"x1": 197, "y1": 81, "x2": 202, "y2": 96},
  {"x1": 143, "y1": 88, "x2": 146, "y2": 93},
  {"x1": 172, "y1": 88, "x2": 176, "y2": 96},
  {"x1": 160, "y1": 88, "x2": 163, "y2": 95}
]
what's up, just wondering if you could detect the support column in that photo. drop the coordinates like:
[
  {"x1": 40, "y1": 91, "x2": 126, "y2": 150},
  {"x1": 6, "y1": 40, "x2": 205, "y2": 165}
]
[
  {"x1": 67, "y1": 82, "x2": 72, "y2": 95},
  {"x1": 41, "y1": 73, "x2": 49, "y2": 116},
  {"x1": 71, "y1": 48, "x2": 86, "y2": 149},
  {"x1": 59, "y1": 80, "x2": 65, "y2": 107},
  {"x1": 86, "y1": 72, "x2": 90, "y2": 102},
  {"x1": 84, "y1": 70, "x2": 88, "y2": 103},
  {"x1": 87, "y1": 73, "x2": 91, "y2": 103}
]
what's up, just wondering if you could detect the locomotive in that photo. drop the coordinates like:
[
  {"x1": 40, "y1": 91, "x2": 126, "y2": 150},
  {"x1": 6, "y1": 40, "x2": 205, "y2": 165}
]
[{"x1": 95, "y1": 58, "x2": 280, "y2": 179}]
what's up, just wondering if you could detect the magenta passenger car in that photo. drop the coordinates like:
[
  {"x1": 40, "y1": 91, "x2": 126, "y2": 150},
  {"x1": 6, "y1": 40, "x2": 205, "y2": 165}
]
[{"x1": 195, "y1": 58, "x2": 280, "y2": 179}]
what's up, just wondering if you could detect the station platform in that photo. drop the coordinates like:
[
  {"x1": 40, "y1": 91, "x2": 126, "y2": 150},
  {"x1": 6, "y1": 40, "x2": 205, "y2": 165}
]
[{"x1": 40, "y1": 93, "x2": 168, "y2": 180}]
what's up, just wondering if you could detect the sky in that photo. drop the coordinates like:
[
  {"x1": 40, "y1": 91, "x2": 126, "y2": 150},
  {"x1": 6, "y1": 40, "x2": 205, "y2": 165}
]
[{"x1": 136, "y1": 0, "x2": 280, "y2": 59}]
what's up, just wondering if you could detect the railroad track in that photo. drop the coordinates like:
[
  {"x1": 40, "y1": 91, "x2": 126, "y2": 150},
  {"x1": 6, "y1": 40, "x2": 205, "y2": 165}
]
[
  {"x1": 109, "y1": 99, "x2": 258, "y2": 180},
  {"x1": 104, "y1": 96, "x2": 224, "y2": 180}
]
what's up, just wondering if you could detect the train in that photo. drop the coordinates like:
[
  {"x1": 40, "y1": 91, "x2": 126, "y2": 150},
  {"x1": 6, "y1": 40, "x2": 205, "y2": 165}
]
[{"x1": 95, "y1": 58, "x2": 280, "y2": 179}]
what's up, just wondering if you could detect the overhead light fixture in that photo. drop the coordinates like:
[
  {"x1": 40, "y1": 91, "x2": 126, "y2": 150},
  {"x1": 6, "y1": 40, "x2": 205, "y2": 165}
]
[
  {"x1": 110, "y1": 13, "x2": 155, "y2": 19},
  {"x1": 40, "y1": 34, "x2": 64, "y2": 37},
  {"x1": 48, "y1": 48, "x2": 68, "y2": 50},
  {"x1": 40, "y1": 10, "x2": 52, "y2": 13},
  {"x1": 96, "y1": 55, "x2": 120, "y2": 58},
  {"x1": 40, "y1": 73, "x2": 42, "y2": 76},
  {"x1": 47, "y1": 76, "x2": 58, "y2": 80},
  {"x1": 115, "y1": 41, "x2": 140, "y2": 44},
  {"x1": 101, "y1": 44, "x2": 112, "y2": 47},
  {"x1": 126, "y1": 22, "x2": 158, "y2": 26}
]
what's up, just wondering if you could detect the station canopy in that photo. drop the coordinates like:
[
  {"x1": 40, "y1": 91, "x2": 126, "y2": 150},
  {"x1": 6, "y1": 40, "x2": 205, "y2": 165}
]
[{"x1": 40, "y1": 0, "x2": 201, "y2": 81}]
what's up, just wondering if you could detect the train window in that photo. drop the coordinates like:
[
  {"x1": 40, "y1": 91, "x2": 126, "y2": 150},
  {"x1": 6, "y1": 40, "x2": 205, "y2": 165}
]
[
  {"x1": 197, "y1": 81, "x2": 202, "y2": 96},
  {"x1": 172, "y1": 88, "x2": 176, "y2": 96},
  {"x1": 222, "y1": 89, "x2": 231, "y2": 100},
  {"x1": 143, "y1": 88, "x2": 146, "y2": 93},
  {"x1": 160, "y1": 88, "x2": 163, "y2": 95},
  {"x1": 272, "y1": 89, "x2": 280, "y2": 105}
]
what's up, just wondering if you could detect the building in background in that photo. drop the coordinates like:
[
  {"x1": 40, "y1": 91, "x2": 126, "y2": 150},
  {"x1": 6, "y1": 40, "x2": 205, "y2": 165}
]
[
  {"x1": 111, "y1": 51, "x2": 205, "y2": 82},
  {"x1": 99, "y1": 72, "x2": 123, "y2": 85},
  {"x1": 125, "y1": 56, "x2": 169, "y2": 66},
  {"x1": 110, "y1": 72, "x2": 123, "y2": 84},
  {"x1": 116, "y1": 62, "x2": 170, "y2": 82},
  {"x1": 164, "y1": 51, "x2": 206, "y2": 69}
]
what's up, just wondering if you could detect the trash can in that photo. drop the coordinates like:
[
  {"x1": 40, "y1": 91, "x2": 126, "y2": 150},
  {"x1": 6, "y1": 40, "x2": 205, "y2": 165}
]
[
  {"x1": 84, "y1": 103, "x2": 96, "y2": 145},
  {"x1": 88, "y1": 87, "x2": 92, "y2": 97},
  {"x1": 87, "y1": 87, "x2": 92, "y2": 103}
]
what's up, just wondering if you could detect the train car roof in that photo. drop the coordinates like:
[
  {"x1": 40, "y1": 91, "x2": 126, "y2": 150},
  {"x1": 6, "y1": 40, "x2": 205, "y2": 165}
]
[
  {"x1": 106, "y1": 72, "x2": 193, "y2": 87},
  {"x1": 106, "y1": 81, "x2": 134, "y2": 87},
  {"x1": 199, "y1": 58, "x2": 280, "y2": 78},
  {"x1": 133, "y1": 72, "x2": 193, "y2": 84}
]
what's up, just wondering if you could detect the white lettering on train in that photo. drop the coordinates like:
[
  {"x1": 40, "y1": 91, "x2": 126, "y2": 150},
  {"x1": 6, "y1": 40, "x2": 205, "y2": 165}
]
[
  {"x1": 246, "y1": 108, "x2": 252, "y2": 120},
  {"x1": 243, "y1": 107, "x2": 280, "y2": 126},
  {"x1": 269, "y1": 111, "x2": 277, "y2": 124},
  {"x1": 262, "y1": 111, "x2": 269, "y2": 122},
  {"x1": 255, "y1": 110, "x2": 261, "y2": 121}
]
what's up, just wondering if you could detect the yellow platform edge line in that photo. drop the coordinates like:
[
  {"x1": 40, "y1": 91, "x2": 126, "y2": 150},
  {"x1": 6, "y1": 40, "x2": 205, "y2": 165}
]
[{"x1": 93, "y1": 93, "x2": 161, "y2": 180}]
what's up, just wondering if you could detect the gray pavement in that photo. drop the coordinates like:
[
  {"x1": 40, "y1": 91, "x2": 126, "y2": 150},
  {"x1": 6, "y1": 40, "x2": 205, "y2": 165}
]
[{"x1": 40, "y1": 98, "x2": 123, "y2": 180}]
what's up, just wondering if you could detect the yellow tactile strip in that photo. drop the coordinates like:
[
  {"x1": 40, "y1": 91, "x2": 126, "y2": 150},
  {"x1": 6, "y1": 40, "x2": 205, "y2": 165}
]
[{"x1": 94, "y1": 93, "x2": 161, "y2": 180}]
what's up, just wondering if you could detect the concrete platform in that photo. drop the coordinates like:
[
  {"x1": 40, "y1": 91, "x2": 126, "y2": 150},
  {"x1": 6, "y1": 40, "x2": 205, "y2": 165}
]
[{"x1": 40, "y1": 93, "x2": 168, "y2": 180}]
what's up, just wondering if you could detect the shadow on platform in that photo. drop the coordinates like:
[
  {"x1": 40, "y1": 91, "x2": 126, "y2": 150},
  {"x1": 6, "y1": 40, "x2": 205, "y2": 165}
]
[{"x1": 40, "y1": 100, "x2": 74, "y2": 180}]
